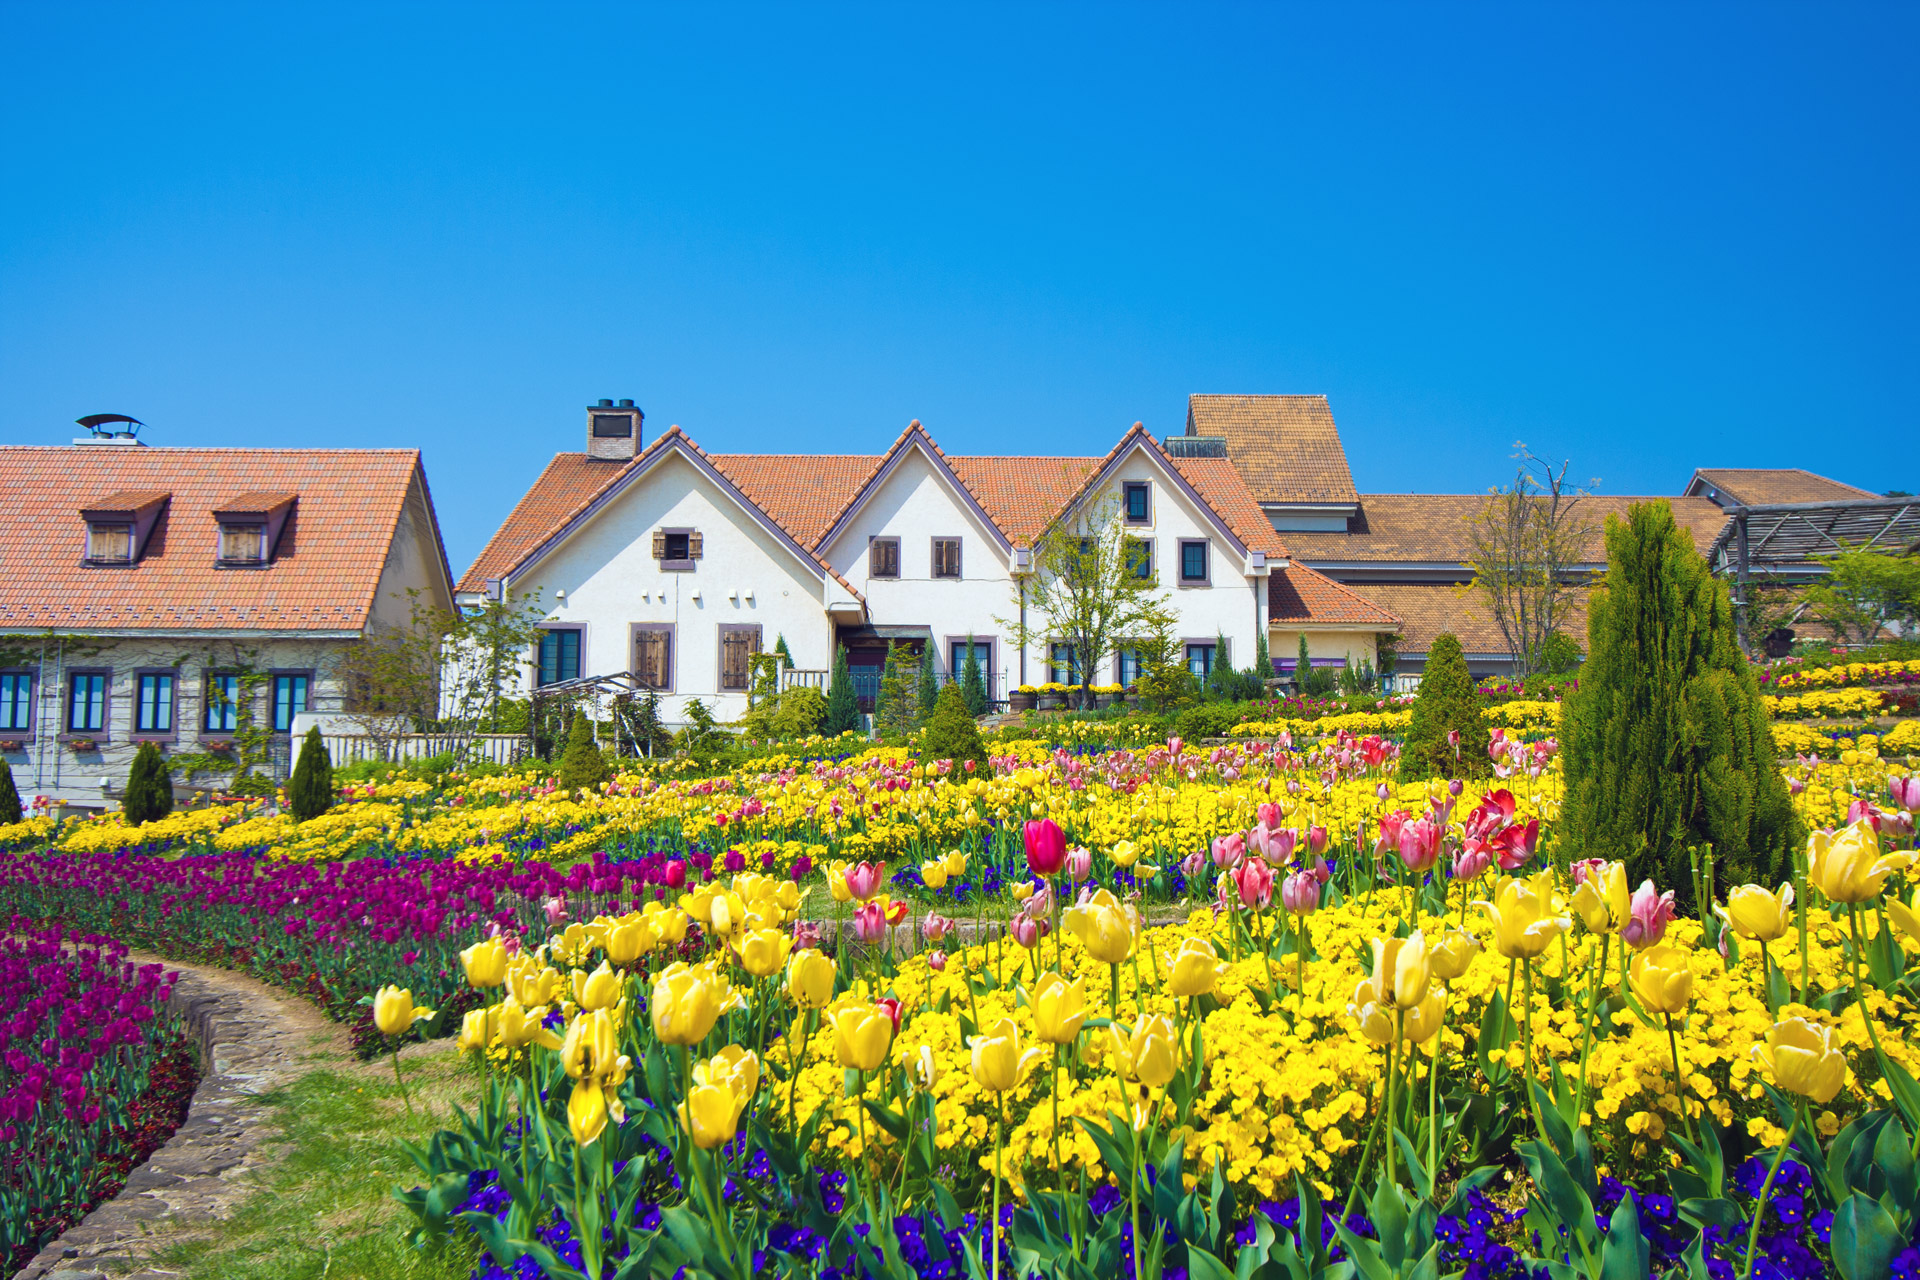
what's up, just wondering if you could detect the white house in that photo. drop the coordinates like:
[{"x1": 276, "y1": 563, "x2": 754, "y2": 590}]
[{"x1": 459, "y1": 399, "x2": 1402, "y2": 723}]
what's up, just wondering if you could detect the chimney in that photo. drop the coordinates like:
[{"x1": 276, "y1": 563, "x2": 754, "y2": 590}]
[{"x1": 586, "y1": 398, "x2": 643, "y2": 461}]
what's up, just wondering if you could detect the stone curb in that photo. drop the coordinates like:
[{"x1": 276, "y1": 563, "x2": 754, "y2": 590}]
[{"x1": 11, "y1": 959, "x2": 337, "y2": 1280}]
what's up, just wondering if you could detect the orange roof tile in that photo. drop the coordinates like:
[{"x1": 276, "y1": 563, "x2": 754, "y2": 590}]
[
  {"x1": 1187, "y1": 394, "x2": 1359, "y2": 506},
  {"x1": 0, "y1": 446, "x2": 436, "y2": 633},
  {"x1": 1341, "y1": 581, "x2": 1595, "y2": 658},
  {"x1": 1268, "y1": 564, "x2": 1401, "y2": 628},
  {"x1": 1166, "y1": 455, "x2": 1289, "y2": 558},
  {"x1": 1283, "y1": 494, "x2": 1730, "y2": 565},
  {"x1": 708, "y1": 453, "x2": 881, "y2": 549},
  {"x1": 1687, "y1": 469, "x2": 1877, "y2": 507},
  {"x1": 459, "y1": 453, "x2": 636, "y2": 591}
]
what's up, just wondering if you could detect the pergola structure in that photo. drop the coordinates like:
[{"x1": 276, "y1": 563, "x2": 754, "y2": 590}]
[{"x1": 1707, "y1": 494, "x2": 1920, "y2": 645}]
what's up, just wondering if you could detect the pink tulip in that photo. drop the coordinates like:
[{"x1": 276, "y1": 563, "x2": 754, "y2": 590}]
[
  {"x1": 1448, "y1": 779, "x2": 1464, "y2": 797},
  {"x1": 1024, "y1": 819, "x2": 1067, "y2": 876},
  {"x1": 1396, "y1": 818, "x2": 1443, "y2": 873},
  {"x1": 1167, "y1": 736, "x2": 1183, "y2": 756},
  {"x1": 1621, "y1": 880, "x2": 1676, "y2": 949},
  {"x1": 923, "y1": 913, "x2": 956, "y2": 943},
  {"x1": 1010, "y1": 912, "x2": 1044, "y2": 949},
  {"x1": 1233, "y1": 858, "x2": 1274, "y2": 910},
  {"x1": 1256, "y1": 802, "x2": 1283, "y2": 829},
  {"x1": 853, "y1": 901, "x2": 888, "y2": 942},
  {"x1": 1788, "y1": 776, "x2": 1806, "y2": 796},
  {"x1": 1493, "y1": 818, "x2": 1540, "y2": 872},
  {"x1": 1447, "y1": 729, "x2": 1461, "y2": 750},
  {"x1": 1280, "y1": 870, "x2": 1322, "y2": 914},
  {"x1": 928, "y1": 950, "x2": 948, "y2": 971},
  {"x1": 1065, "y1": 846, "x2": 1092, "y2": 882},
  {"x1": 1307, "y1": 824, "x2": 1329, "y2": 856},
  {"x1": 1847, "y1": 799, "x2": 1885, "y2": 832},
  {"x1": 1180, "y1": 849, "x2": 1207, "y2": 878},
  {"x1": 1452, "y1": 843, "x2": 1495, "y2": 883},
  {"x1": 664, "y1": 860, "x2": 688, "y2": 890},
  {"x1": 1570, "y1": 858, "x2": 1607, "y2": 886},
  {"x1": 541, "y1": 895, "x2": 568, "y2": 926},
  {"x1": 1211, "y1": 832, "x2": 1246, "y2": 869},
  {"x1": 845, "y1": 860, "x2": 886, "y2": 901}
]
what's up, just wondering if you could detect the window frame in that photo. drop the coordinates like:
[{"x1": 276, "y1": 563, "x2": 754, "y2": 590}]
[
  {"x1": 133, "y1": 669, "x2": 178, "y2": 738},
  {"x1": 630, "y1": 624, "x2": 675, "y2": 693},
  {"x1": 930, "y1": 537, "x2": 962, "y2": 580},
  {"x1": 1177, "y1": 538, "x2": 1211, "y2": 586},
  {"x1": 216, "y1": 519, "x2": 270, "y2": 568},
  {"x1": 202, "y1": 671, "x2": 243, "y2": 737},
  {"x1": 655, "y1": 526, "x2": 700, "y2": 572},
  {"x1": 1124, "y1": 536, "x2": 1154, "y2": 582},
  {"x1": 536, "y1": 627, "x2": 584, "y2": 688},
  {"x1": 0, "y1": 670, "x2": 34, "y2": 736},
  {"x1": 84, "y1": 522, "x2": 134, "y2": 566},
  {"x1": 1122, "y1": 481, "x2": 1152, "y2": 526},
  {"x1": 1114, "y1": 645, "x2": 1145, "y2": 689},
  {"x1": 1048, "y1": 641, "x2": 1082, "y2": 686},
  {"x1": 717, "y1": 623, "x2": 763, "y2": 693},
  {"x1": 66, "y1": 669, "x2": 110, "y2": 737},
  {"x1": 944, "y1": 635, "x2": 996, "y2": 699},
  {"x1": 1184, "y1": 638, "x2": 1226, "y2": 681},
  {"x1": 868, "y1": 536, "x2": 901, "y2": 580},
  {"x1": 269, "y1": 670, "x2": 313, "y2": 734}
]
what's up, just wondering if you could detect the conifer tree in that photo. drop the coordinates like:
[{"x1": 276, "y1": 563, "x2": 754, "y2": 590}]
[
  {"x1": 920, "y1": 682, "x2": 991, "y2": 777},
  {"x1": 772, "y1": 634, "x2": 794, "y2": 669},
  {"x1": 875, "y1": 643, "x2": 920, "y2": 738},
  {"x1": 558, "y1": 710, "x2": 611, "y2": 791},
  {"x1": 915, "y1": 647, "x2": 939, "y2": 725},
  {"x1": 959, "y1": 636, "x2": 989, "y2": 717},
  {"x1": 122, "y1": 742, "x2": 174, "y2": 824},
  {"x1": 823, "y1": 648, "x2": 861, "y2": 736},
  {"x1": 1398, "y1": 633, "x2": 1490, "y2": 781},
  {"x1": 1561, "y1": 502, "x2": 1797, "y2": 901},
  {"x1": 1253, "y1": 627, "x2": 1271, "y2": 688},
  {"x1": 288, "y1": 725, "x2": 335, "y2": 821},
  {"x1": 1204, "y1": 631, "x2": 1233, "y2": 701},
  {"x1": 0, "y1": 757, "x2": 20, "y2": 822}
]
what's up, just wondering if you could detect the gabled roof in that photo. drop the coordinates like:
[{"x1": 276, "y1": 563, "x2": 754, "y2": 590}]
[
  {"x1": 708, "y1": 453, "x2": 880, "y2": 548},
  {"x1": 812, "y1": 422, "x2": 1015, "y2": 555},
  {"x1": 1187, "y1": 394, "x2": 1359, "y2": 506},
  {"x1": 0, "y1": 446, "x2": 442, "y2": 633},
  {"x1": 1685, "y1": 469, "x2": 1877, "y2": 508},
  {"x1": 1283, "y1": 493, "x2": 1731, "y2": 565},
  {"x1": 1268, "y1": 563, "x2": 1401, "y2": 628}
]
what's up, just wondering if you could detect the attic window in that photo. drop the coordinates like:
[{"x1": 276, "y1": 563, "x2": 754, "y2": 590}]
[
  {"x1": 86, "y1": 523, "x2": 133, "y2": 565},
  {"x1": 218, "y1": 522, "x2": 268, "y2": 565},
  {"x1": 652, "y1": 527, "x2": 701, "y2": 571},
  {"x1": 213, "y1": 492, "x2": 296, "y2": 568},
  {"x1": 80, "y1": 490, "x2": 169, "y2": 566}
]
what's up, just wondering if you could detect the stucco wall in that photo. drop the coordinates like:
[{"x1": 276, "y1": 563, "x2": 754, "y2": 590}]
[
  {"x1": 365, "y1": 476, "x2": 455, "y2": 631},
  {"x1": 1266, "y1": 627, "x2": 1382, "y2": 672}
]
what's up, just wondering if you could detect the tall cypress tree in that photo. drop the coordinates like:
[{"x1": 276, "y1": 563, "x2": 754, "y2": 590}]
[
  {"x1": 0, "y1": 758, "x2": 20, "y2": 823},
  {"x1": 915, "y1": 647, "x2": 939, "y2": 725},
  {"x1": 959, "y1": 635, "x2": 989, "y2": 717},
  {"x1": 122, "y1": 742, "x2": 175, "y2": 824},
  {"x1": 1398, "y1": 633, "x2": 1490, "y2": 781},
  {"x1": 1253, "y1": 627, "x2": 1271, "y2": 686},
  {"x1": 823, "y1": 648, "x2": 861, "y2": 736},
  {"x1": 1561, "y1": 502, "x2": 1797, "y2": 902},
  {"x1": 288, "y1": 725, "x2": 335, "y2": 822}
]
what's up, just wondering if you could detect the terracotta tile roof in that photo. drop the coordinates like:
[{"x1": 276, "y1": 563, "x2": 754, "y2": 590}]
[
  {"x1": 1186, "y1": 394, "x2": 1359, "y2": 506},
  {"x1": 1166, "y1": 454, "x2": 1289, "y2": 558},
  {"x1": 1268, "y1": 563, "x2": 1401, "y2": 628},
  {"x1": 213, "y1": 490, "x2": 298, "y2": 515},
  {"x1": 708, "y1": 454, "x2": 880, "y2": 549},
  {"x1": 1340, "y1": 581, "x2": 1595, "y2": 658},
  {"x1": 943, "y1": 455, "x2": 1105, "y2": 548},
  {"x1": 81, "y1": 490, "x2": 171, "y2": 516},
  {"x1": 0, "y1": 446, "x2": 433, "y2": 633},
  {"x1": 458, "y1": 453, "x2": 636, "y2": 591},
  {"x1": 1283, "y1": 494, "x2": 1731, "y2": 565},
  {"x1": 1687, "y1": 469, "x2": 1877, "y2": 507}
]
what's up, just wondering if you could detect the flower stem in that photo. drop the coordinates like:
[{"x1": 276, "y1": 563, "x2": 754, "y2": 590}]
[
  {"x1": 1521, "y1": 960, "x2": 1546, "y2": 1142},
  {"x1": 1739, "y1": 1112, "x2": 1802, "y2": 1280},
  {"x1": 1662, "y1": 1012, "x2": 1700, "y2": 1147},
  {"x1": 391, "y1": 1042, "x2": 413, "y2": 1117},
  {"x1": 1574, "y1": 933, "x2": 1607, "y2": 1125},
  {"x1": 991, "y1": 1096, "x2": 1004, "y2": 1280}
]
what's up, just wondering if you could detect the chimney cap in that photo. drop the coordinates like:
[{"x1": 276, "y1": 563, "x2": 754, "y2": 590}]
[
  {"x1": 617, "y1": 398, "x2": 634, "y2": 409},
  {"x1": 596, "y1": 398, "x2": 614, "y2": 408}
]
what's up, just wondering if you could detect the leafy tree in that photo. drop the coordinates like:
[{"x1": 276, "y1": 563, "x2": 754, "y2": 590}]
[
  {"x1": 1537, "y1": 631, "x2": 1582, "y2": 676},
  {"x1": 621, "y1": 691, "x2": 674, "y2": 757},
  {"x1": 919, "y1": 683, "x2": 990, "y2": 777},
  {"x1": 1398, "y1": 633, "x2": 1490, "y2": 782},
  {"x1": 959, "y1": 636, "x2": 989, "y2": 717},
  {"x1": 823, "y1": 649, "x2": 861, "y2": 736},
  {"x1": 915, "y1": 647, "x2": 939, "y2": 726},
  {"x1": 441, "y1": 588, "x2": 548, "y2": 736},
  {"x1": 288, "y1": 726, "x2": 335, "y2": 822},
  {"x1": 122, "y1": 742, "x2": 174, "y2": 824},
  {"x1": 0, "y1": 758, "x2": 20, "y2": 822},
  {"x1": 557, "y1": 711, "x2": 611, "y2": 791},
  {"x1": 1463, "y1": 445, "x2": 1598, "y2": 678},
  {"x1": 1561, "y1": 502, "x2": 1799, "y2": 900},
  {"x1": 1798, "y1": 547, "x2": 1920, "y2": 649}
]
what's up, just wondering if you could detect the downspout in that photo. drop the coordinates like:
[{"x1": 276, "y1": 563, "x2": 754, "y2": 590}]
[{"x1": 1018, "y1": 579, "x2": 1028, "y2": 687}]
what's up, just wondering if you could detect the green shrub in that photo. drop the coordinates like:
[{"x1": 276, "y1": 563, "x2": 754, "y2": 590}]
[
  {"x1": 1538, "y1": 631, "x2": 1583, "y2": 676},
  {"x1": 0, "y1": 757, "x2": 20, "y2": 822},
  {"x1": 288, "y1": 726, "x2": 335, "y2": 822},
  {"x1": 1560, "y1": 502, "x2": 1798, "y2": 902},
  {"x1": 960, "y1": 638, "x2": 989, "y2": 718},
  {"x1": 919, "y1": 682, "x2": 990, "y2": 776},
  {"x1": 773, "y1": 685, "x2": 826, "y2": 738},
  {"x1": 1175, "y1": 702, "x2": 1242, "y2": 743},
  {"x1": 1398, "y1": 633, "x2": 1490, "y2": 781},
  {"x1": 558, "y1": 711, "x2": 611, "y2": 791},
  {"x1": 823, "y1": 649, "x2": 862, "y2": 736},
  {"x1": 122, "y1": 742, "x2": 175, "y2": 825}
]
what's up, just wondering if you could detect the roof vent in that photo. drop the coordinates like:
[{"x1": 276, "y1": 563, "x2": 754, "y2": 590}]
[
  {"x1": 1164, "y1": 434, "x2": 1228, "y2": 459},
  {"x1": 74, "y1": 413, "x2": 146, "y2": 446}
]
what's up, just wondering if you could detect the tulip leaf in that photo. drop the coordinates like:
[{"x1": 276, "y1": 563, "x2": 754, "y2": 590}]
[
  {"x1": 1073, "y1": 1113, "x2": 1136, "y2": 1186},
  {"x1": 1185, "y1": 1245, "x2": 1236, "y2": 1280},
  {"x1": 1879, "y1": 1056, "x2": 1920, "y2": 1134},
  {"x1": 1367, "y1": 1172, "x2": 1410, "y2": 1270},
  {"x1": 1519, "y1": 1139, "x2": 1598, "y2": 1257},
  {"x1": 1675, "y1": 1196, "x2": 1742, "y2": 1230},
  {"x1": 1871, "y1": 1113, "x2": 1916, "y2": 1213},
  {"x1": 1392, "y1": 1129, "x2": 1434, "y2": 1201},
  {"x1": 1599, "y1": 1192, "x2": 1650, "y2": 1280},
  {"x1": 862, "y1": 1099, "x2": 908, "y2": 1141},
  {"x1": 1829, "y1": 1192, "x2": 1901, "y2": 1280}
]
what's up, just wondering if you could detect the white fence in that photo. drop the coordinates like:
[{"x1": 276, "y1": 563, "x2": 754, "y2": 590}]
[{"x1": 312, "y1": 732, "x2": 531, "y2": 768}]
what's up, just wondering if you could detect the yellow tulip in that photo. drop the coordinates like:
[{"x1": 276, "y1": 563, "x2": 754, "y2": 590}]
[
  {"x1": 1166, "y1": 937, "x2": 1230, "y2": 998},
  {"x1": 1109, "y1": 840, "x2": 1141, "y2": 868},
  {"x1": 372, "y1": 985, "x2": 434, "y2": 1036},
  {"x1": 920, "y1": 859, "x2": 949, "y2": 890},
  {"x1": 495, "y1": 997, "x2": 563, "y2": 1051},
  {"x1": 507, "y1": 957, "x2": 564, "y2": 1008},
  {"x1": 1106, "y1": 1013, "x2": 1179, "y2": 1087},
  {"x1": 786, "y1": 949, "x2": 836, "y2": 1009},
  {"x1": 645, "y1": 902, "x2": 692, "y2": 945},
  {"x1": 1347, "y1": 980, "x2": 1397, "y2": 1046},
  {"x1": 1400, "y1": 987, "x2": 1448, "y2": 1046},
  {"x1": 1752, "y1": 1016, "x2": 1848, "y2": 1103},
  {"x1": 1374, "y1": 930, "x2": 1432, "y2": 1010},
  {"x1": 1429, "y1": 928, "x2": 1482, "y2": 982},
  {"x1": 1064, "y1": 888, "x2": 1137, "y2": 965},
  {"x1": 969, "y1": 1017, "x2": 1047, "y2": 1092},
  {"x1": 943, "y1": 848, "x2": 969, "y2": 877},
  {"x1": 1569, "y1": 862, "x2": 1631, "y2": 933},
  {"x1": 1478, "y1": 873, "x2": 1571, "y2": 959},
  {"x1": 1026, "y1": 971, "x2": 1087, "y2": 1045},
  {"x1": 734, "y1": 927, "x2": 793, "y2": 978},
  {"x1": 1889, "y1": 896, "x2": 1920, "y2": 949},
  {"x1": 832, "y1": 1001, "x2": 894, "y2": 1072},
  {"x1": 650, "y1": 963, "x2": 723, "y2": 1046},
  {"x1": 679, "y1": 1081, "x2": 744, "y2": 1149},
  {"x1": 826, "y1": 860, "x2": 853, "y2": 903},
  {"x1": 455, "y1": 1007, "x2": 492, "y2": 1054},
  {"x1": 571, "y1": 961, "x2": 623, "y2": 1012},
  {"x1": 695, "y1": 1044, "x2": 761, "y2": 1102},
  {"x1": 569, "y1": 1077, "x2": 612, "y2": 1146},
  {"x1": 605, "y1": 916, "x2": 656, "y2": 965},
  {"x1": 1630, "y1": 944, "x2": 1695, "y2": 1015},
  {"x1": 561, "y1": 1008, "x2": 626, "y2": 1081},
  {"x1": 459, "y1": 938, "x2": 509, "y2": 989},
  {"x1": 1808, "y1": 821, "x2": 1914, "y2": 904},
  {"x1": 1716, "y1": 883, "x2": 1795, "y2": 943}
]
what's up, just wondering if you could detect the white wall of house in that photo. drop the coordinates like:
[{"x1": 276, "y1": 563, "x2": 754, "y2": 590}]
[
  {"x1": 366, "y1": 476, "x2": 457, "y2": 630},
  {"x1": 508, "y1": 450, "x2": 834, "y2": 722}
]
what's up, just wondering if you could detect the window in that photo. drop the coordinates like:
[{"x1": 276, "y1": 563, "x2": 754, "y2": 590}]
[
  {"x1": 719, "y1": 626, "x2": 762, "y2": 691},
  {"x1": 204, "y1": 673, "x2": 240, "y2": 734},
  {"x1": 633, "y1": 629, "x2": 672, "y2": 691},
  {"x1": 538, "y1": 630, "x2": 582, "y2": 687},
  {"x1": 652, "y1": 528, "x2": 701, "y2": 571},
  {"x1": 68, "y1": 672, "x2": 106, "y2": 734},
  {"x1": 591, "y1": 413, "x2": 633, "y2": 438},
  {"x1": 1123, "y1": 482, "x2": 1150, "y2": 524},
  {"x1": 1116, "y1": 647, "x2": 1144, "y2": 688},
  {"x1": 950, "y1": 639, "x2": 992, "y2": 684},
  {"x1": 1179, "y1": 539, "x2": 1209, "y2": 584},
  {"x1": 0, "y1": 673, "x2": 32, "y2": 733},
  {"x1": 135, "y1": 673, "x2": 175, "y2": 734},
  {"x1": 1186, "y1": 643, "x2": 1217, "y2": 680},
  {"x1": 1049, "y1": 643, "x2": 1081, "y2": 685},
  {"x1": 218, "y1": 523, "x2": 268, "y2": 565},
  {"x1": 869, "y1": 538, "x2": 900, "y2": 579},
  {"x1": 1125, "y1": 537, "x2": 1153, "y2": 581},
  {"x1": 86, "y1": 523, "x2": 132, "y2": 564},
  {"x1": 272, "y1": 674, "x2": 309, "y2": 732},
  {"x1": 931, "y1": 538, "x2": 961, "y2": 579}
]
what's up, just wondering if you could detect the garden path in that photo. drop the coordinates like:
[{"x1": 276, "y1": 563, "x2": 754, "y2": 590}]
[{"x1": 12, "y1": 955, "x2": 347, "y2": 1280}]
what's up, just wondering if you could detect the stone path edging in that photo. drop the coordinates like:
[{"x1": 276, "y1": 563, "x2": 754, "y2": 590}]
[{"x1": 11, "y1": 956, "x2": 344, "y2": 1280}]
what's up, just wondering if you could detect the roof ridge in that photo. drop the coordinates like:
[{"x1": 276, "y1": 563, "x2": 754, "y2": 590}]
[{"x1": 1286, "y1": 562, "x2": 1404, "y2": 623}]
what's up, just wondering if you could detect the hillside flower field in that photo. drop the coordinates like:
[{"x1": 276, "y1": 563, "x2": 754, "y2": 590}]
[{"x1": 2, "y1": 718, "x2": 1919, "y2": 1280}]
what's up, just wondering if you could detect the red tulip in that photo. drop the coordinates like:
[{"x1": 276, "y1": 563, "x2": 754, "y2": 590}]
[{"x1": 1023, "y1": 819, "x2": 1066, "y2": 876}]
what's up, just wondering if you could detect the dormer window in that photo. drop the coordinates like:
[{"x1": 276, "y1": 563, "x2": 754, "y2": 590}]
[
  {"x1": 213, "y1": 492, "x2": 296, "y2": 568},
  {"x1": 218, "y1": 522, "x2": 268, "y2": 565},
  {"x1": 87, "y1": 523, "x2": 133, "y2": 564},
  {"x1": 79, "y1": 490, "x2": 169, "y2": 566}
]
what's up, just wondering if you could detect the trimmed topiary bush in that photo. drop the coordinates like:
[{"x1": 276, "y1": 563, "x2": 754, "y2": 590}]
[
  {"x1": 288, "y1": 725, "x2": 335, "y2": 822},
  {"x1": 918, "y1": 682, "x2": 989, "y2": 777},
  {"x1": 773, "y1": 685, "x2": 826, "y2": 739},
  {"x1": 122, "y1": 742, "x2": 174, "y2": 825},
  {"x1": 960, "y1": 639, "x2": 989, "y2": 718},
  {"x1": 558, "y1": 711, "x2": 611, "y2": 792},
  {"x1": 1560, "y1": 501, "x2": 1799, "y2": 903},
  {"x1": 1398, "y1": 632, "x2": 1490, "y2": 782},
  {"x1": 823, "y1": 649, "x2": 861, "y2": 736}
]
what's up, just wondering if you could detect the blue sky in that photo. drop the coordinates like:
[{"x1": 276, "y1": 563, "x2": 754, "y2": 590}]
[{"x1": 3, "y1": 4, "x2": 1914, "y2": 573}]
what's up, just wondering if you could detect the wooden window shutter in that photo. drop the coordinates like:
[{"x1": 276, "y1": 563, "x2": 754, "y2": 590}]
[
  {"x1": 651, "y1": 530, "x2": 667, "y2": 559},
  {"x1": 635, "y1": 631, "x2": 668, "y2": 689},
  {"x1": 721, "y1": 631, "x2": 746, "y2": 689},
  {"x1": 688, "y1": 531, "x2": 703, "y2": 559}
]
